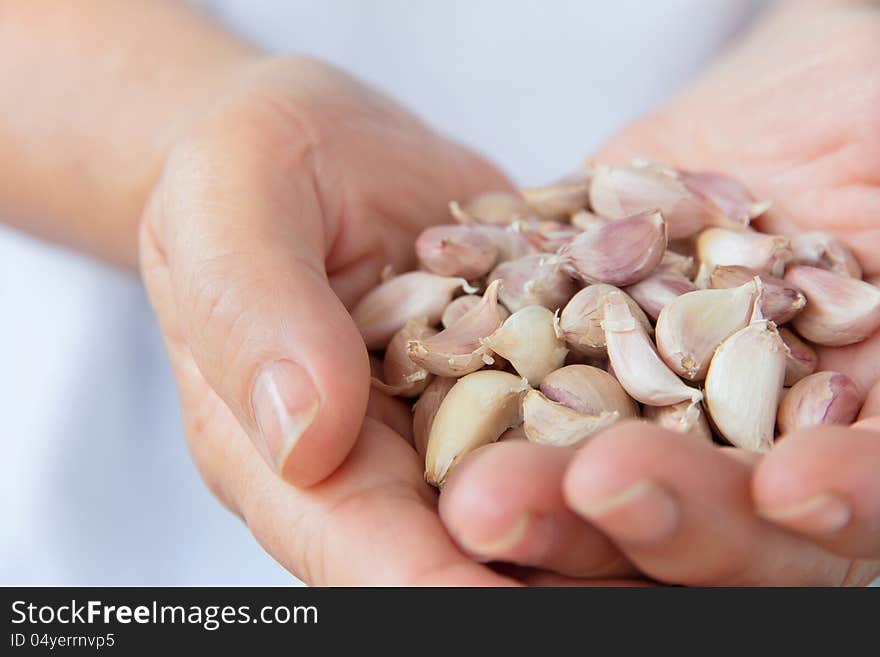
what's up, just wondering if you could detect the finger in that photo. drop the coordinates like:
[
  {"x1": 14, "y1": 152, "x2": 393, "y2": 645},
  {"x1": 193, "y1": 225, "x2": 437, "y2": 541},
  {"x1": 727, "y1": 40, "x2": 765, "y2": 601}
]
[
  {"x1": 562, "y1": 421, "x2": 853, "y2": 585},
  {"x1": 144, "y1": 106, "x2": 372, "y2": 487},
  {"x1": 440, "y1": 442, "x2": 634, "y2": 578},
  {"x1": 754, "y1": 426, "x2": 880, "y2": 559}
]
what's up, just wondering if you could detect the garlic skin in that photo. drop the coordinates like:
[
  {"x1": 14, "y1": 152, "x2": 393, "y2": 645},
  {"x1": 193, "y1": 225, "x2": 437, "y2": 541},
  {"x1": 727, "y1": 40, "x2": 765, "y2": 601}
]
[
  {"x1": 695, "y1": 228, "x2": 792, "y2": 287},
  {"x1": 777, "y1": 371, "x2": 862, "y2": 435},
  {"x1": 778, "y1": 327, "x2": 818, "y2": 386},
  {"x1": 424, "y1": 371, "x2": 529, "y2": 487},
  {"x1": 790, "y1": 232, "x2": 862, "y2": 279},
  {"x1": 539, "y1": 364, "x2": 638, "y2": 419},
  {"x1": 481, "y1": 305, "x2": 568, "y2": 385},
  {"x1": 370, "y1": 318, "x2": 436, "y2": 397},
  {"x1": 415, "y1": 224, "x2": 498, "y2": 278},
  {"x1": 602, "y1": 291, "x2": 703, "y2": 406},
  {"x1": 785, "y1": 265, "x2": 880, "y2": 346},
  {"x1": 352, "y1": 271, "x2": 474, "y2": 349},
  {"x1": 559, "y1": 284, "x2": 651, "y2": 357},
  {"x1": 703, "y1": 320, "x2": 786, "y2": 452},
  {"x1": 625, "y1": 270, "x2": 699, "y2": 322},
  {"x1": 655, "y1": 280, "x2": 760, "y2": 380},
  {"x1": 678, "y1": 170, "x2": 770, "y2": 229},
  {"x1": 521, "y1": 168, "x2": 593, "y2": 220},
  {"x1": 407, "y1": 279, "x2": 505, "y2": 377},
  {"x1": 450, "y1": 191, "x2": 531, "y2": 225},
  {"x1": 643, "y1": 401, "x2": 713, "y2": 442},
  {"x1": 488, "y1": 253, "x2": 578, "y2": 312},
  {"x1": 412, "y1": 376, "x2": 456, "y2": 459},
  {"x1": 522, "y1": 390, "x2": 619, "y2": 447},
  {"x1": 558, "y1": 209, "x2": 667, "y2": 287},
  {"x1": 709, "y1": 265, "x2": 806, "y2": 325}
]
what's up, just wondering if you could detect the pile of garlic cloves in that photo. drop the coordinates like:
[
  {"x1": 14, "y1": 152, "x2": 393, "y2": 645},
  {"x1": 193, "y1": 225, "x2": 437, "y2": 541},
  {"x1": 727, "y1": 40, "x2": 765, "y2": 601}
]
[{"x1": 353, "y1": 160, "x2": 880, "y2": 487}]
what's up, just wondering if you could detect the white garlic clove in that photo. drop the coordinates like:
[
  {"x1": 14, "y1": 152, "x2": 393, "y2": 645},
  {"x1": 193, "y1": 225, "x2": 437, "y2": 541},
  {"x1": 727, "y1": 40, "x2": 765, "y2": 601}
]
[
  {"x1": 370, "y1": 317, "x2": 437, "y2": 397},
  {"x1": 412, "y1": 376, "x2": 456, "y2": 459},
  {"x1": 602, "y1": 291, "x2": 702, "y2": 406},
  {"x1": 352, "y1": 271, "x2": 474, "y2": 350},
  {"x1": 415, "y1": 224, "x2": 499, "y2": 278},
  {"x1": 642, "y1": 401, "x2": 713, "y2": 442},
  {"x1": 424, "y1": 371, "x2": 529, "y2": 487},
  {"x1": 778, "y1": 327, "x2": 818, "y2": 387},
  {"x1": 522, "y1": 390, "x2": 619, "y2": 447},
  {"x1": 777, "y1": 371, "x2": 862, "y2": 435},
  {"x1": 790, "y1": 232, "x2": 862, "y2": 279},
  {"x1": 709, "y1": 265, "x2": 806, "y2": 325},
  {"x1": 655, "y1": 280, "x2": 761, "y2": 380},
  {"x1": 695, "y1": 228, "x2": 792, "y2": 287},
  {"x1": 488, "y1": 253, "x2": 578, "y2": 312},
  {"x1": 625, "y1": 270, "x2": 699, "y2": 321},
  {"x1": 559, "y1": 284, "x2": 651, "y2": 357},
  {"x1": 521, "y1": 167, "x2": 594, "y2": 220},
  {"x1": 481, "y1": 305, "x2": 568, "y2": 386},
  {"x1": 703, "y1": 319, "x2": 786, "y2": 452},
  {"x1": 539, "y1": 364, "x2": 638, "y2": 419},
  {"x1": 785, "y1": 265, "x2": 880, "y2": 346}
]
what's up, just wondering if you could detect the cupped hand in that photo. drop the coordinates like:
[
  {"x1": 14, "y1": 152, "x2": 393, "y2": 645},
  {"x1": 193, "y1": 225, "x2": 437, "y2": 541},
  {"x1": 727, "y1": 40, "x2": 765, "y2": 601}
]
[{"x1": 441, "y1": 0, "x2": 880, "y2": 585}]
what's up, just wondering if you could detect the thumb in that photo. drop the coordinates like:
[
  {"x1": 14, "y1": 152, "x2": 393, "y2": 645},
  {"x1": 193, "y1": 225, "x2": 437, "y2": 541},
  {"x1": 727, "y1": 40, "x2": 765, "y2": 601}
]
[{"x1": 142, "y1": 124, "x2": 369, "y2": 487}]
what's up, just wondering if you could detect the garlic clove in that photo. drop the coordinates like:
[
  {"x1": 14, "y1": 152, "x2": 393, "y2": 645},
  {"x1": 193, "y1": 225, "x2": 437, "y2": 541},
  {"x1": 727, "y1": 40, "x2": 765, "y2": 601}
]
[
  {"x1": 412, "y1": 376, "x2": 456, "y2": 459},
  {"x1": 415, "y1": 224, "x2": 499, "y2": 278},
  {"x1": 703, "y1": 319, "x2": 786, "y2": 452},
  {"x1": 425, "y1": 370, "x2": 529, "y2": 487},
  {"x1": 570, "y1": 210, "x2": 607, "y2": 231},
  {"x1": 488, "y1": 253, "x2": 578, "y2": 312},
  {"x1": 539, "y1": 364, "x2": 638, "y2": 418},
  {"x1": 560, "y1": 284, "x2": 651, "y2": 357},
  {"x1": 785, "y1": 265, "x2": 880, "y2": 346},
  {"x1": 625, "y1": 270, "x2": 699, "y2": 322},
  {"x1": 450, "y1": 191, "x2": 532, "y2": 226},
  {"x1": 522, "y1": 390, "x2": 619, "y2": 447},
  {"x1": 695, "y1": 228, "x2": 792, "y2": 287},
  {"x1": 370, "y1": 317, "x2": 436, "y2": 397},
  {"x1": 515, "y1": 219, "x2": 583, "y2": 253},
  {"x1": 441, "y1": 294, "x2": 480, "y2": 329},
  {"x1": 709, "y1": 265, "x2": 806, "y2": 325},
  {"x1": 790, "y1": 232, "x2": 862, "y2": 279},
  {"x1": 778, "y1": 327, "x2": 818, "y2": 386},
  {"x1": 777, "y1": 371, "x2": 861, "y2": 436},
  {"x1": 521, "y1": 168, "x2": 593, "y2": 220},
  {"x1": 474, "y1": 224, "x2": 537, "y2": 262},
  {"x1": 407, "y1": 279, "x2": 505, "y2": 377},
  {"x1": 352, "y1": 271, "x2": 474, "y2": 349},
  {"x1": 643, "y1": 401, "x2": 713, "y2": 441},
  {"x1": 657, "y1": 250, "x2": 698, "y2": 278},
  {"x1": 602, "y1": 291, "x2": 702, "y2": 406},
  {"x1": 655, "y1": 280, "x2": 761, "y2": 380},
  {"x1": 481, "y1": 305, "x2": 568, "y2": 385},
  {"x1": 678, "y1": 170, "x2": 770, "y2": 230},
  {"x1": 558, "y1": 209, "x2": 667, "y2": 287}
]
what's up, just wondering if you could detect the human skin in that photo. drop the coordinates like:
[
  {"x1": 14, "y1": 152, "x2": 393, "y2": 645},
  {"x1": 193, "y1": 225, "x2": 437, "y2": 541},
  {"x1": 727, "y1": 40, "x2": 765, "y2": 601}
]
[{"x1": 2, "y1": 1, "x2": 878, "y2": 585}]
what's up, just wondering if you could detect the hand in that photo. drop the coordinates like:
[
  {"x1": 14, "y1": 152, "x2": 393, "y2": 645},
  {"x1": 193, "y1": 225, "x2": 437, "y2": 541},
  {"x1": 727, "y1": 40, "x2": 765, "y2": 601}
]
[
  {"x1": 440, "y1": 0, "x2": 880, "y2": 585},
  {"x1": 140, "y1": 55, "x2": 529, "y2": 584}
]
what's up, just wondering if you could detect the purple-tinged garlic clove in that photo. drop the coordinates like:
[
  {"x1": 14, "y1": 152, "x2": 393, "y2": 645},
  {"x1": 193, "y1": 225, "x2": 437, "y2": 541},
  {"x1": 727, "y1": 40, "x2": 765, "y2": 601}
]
[
  {"x1": 488, "y1": 253, "x2": 578, "y2": 312},
  {"x1": 559, "y1": 285, "x2": 651, "y2": 357},
  {"x1": 415, "y1": 224, "x2": 499, "y2": 278},
  {"x1": 778, "y1": 327, "x2": 818, "y2": 387},
  {"x1": 625, "y1": 270, "x2": 699, "y2": 322},
  {"x1": 522, "y1": 390, "x2": 619, "y2": 447},
  {"x1": 695, "y1": 227, "x2": 792, "y2": 287},
  {"x1": 790, "y1": 232, "x2": 862, "y2": 279},
  {"x1": 412, "y1": 377, "x2": 456, "y2": 459},
  {"x1": 370, "y1": 317, "x2": 437, "y2": 397},
  {"x1": 449, "y1": 191, "x2": 531, "y2": 226},
  {"x1": 678, "y1": 170, "x2": 770, "y2": 230},
  {"x1": 777, "y1": 371, "x2": 862, "y2": 435},
  {"x1": 539, "y1": 364, "x2": 638, "y2": 419},
  {"x1": 709, "y1": 265, "x2": 806, "y2": 325},
  {"x1": 521, "y1": 168, "x2": 594, "y2": 220}
]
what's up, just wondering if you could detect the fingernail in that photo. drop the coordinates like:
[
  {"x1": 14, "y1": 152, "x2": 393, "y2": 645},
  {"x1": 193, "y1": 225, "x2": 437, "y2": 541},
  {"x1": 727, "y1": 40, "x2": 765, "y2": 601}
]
[
  {"x1": 458, "y1": 514, "x2": 532, "y2": 560},
  {"x1": 251, "y1": 360, "x2": 320, "y2": 473},
  {"x1": 759, "y1": 493, "x2": 851, "y2": 535},
  {"x1": 570, "y1": 480, "x2": 679, "y2": 544}
]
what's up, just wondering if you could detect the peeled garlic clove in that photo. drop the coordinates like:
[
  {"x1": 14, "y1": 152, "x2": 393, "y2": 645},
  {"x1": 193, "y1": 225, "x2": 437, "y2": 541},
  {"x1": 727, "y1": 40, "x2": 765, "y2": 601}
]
[
  {"x1": 785, "y1": 265, "x2": 880, "y2": 346},
  {"x1": 425, "y1": 370, "x2": 529, "y2": 487},
  {"x1": 539, "y1": 364, "x2": 638, "y2": 419},
  {"x1": 678, "y1": 170, "x2": 770, "y2": 230},
  {"x1": 407, "y1": 280, "x2": 505, "y2": 377},
  {"x1": 695, "y1": 228, "x2": 792, "y2": 287},
  {"x1": 703, "y1": 320, "x2": 786, "y2": 452},
  {"x1": 643, "y1": 401, "x2": 713, "y2": 441},
  {"x1": 521, "y1": 168, "x2": 593, "y2": 220},
  {"x1": 415, "y1": 224, "x2": 499, "y2": 278},
  {"x1": 571, "y1": 210, "x2": 607, "y2": 230},
  {"x1": 488, "y1": 253, "x2": 578, "y2": 312},
  {"x1": 352, "y1": 271, "x2": 474, "y2": 349},
  {"x1": 657, "y1": 250, "x2": 697, "y2": 278},
  {"x1": 370, "y1": 318, "x2": 437, "y2": 397},
  {"x1": 778, "y1": 327, "x2": 818, "y2": 386},
  {"x1": 441, "y1": 294, "x2": 480, "y2": 329},
  {"x1": 777, "y1": 371, "x2": 861, "y2": 435},
  {"x1": 791, "y1": 232, "x2": 862, "y2": 279},
  {"x1": 655, "y1": 280, "x2": 760, "y2": 380},
  {"x1": 450, "y1": 191, "x2": 531, "y2": 225},
  {"x1": 588, "y1": 163, "x2": 707, "y2": 239},
  {"x1": 515, "y1": 219, "x2": 583, "y2": 253},
  {"x1": 602, "y1": 291, "x2": 702, "y2": 406},
  {"x1": 625, "y1": 271, "x2": 699, "y2": 322},
  {"x1": 522, "y1": 390, "x2": 619, "y2": 447},
  {"x1": 558, "y1": 209, "x2": 667, "y2": 287},
  {"x1": 481, "y1": 305, "x2": 568, "y2": 385},
  {"x1": 559, "y1": 284, "x2": 651, "y2": 357},
  {"x1": 709, "y1": 265, "x2": 806, "y2": 325},
  {"x1": 412, "y1": 376, "x2": 456, "y2": 459}
]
